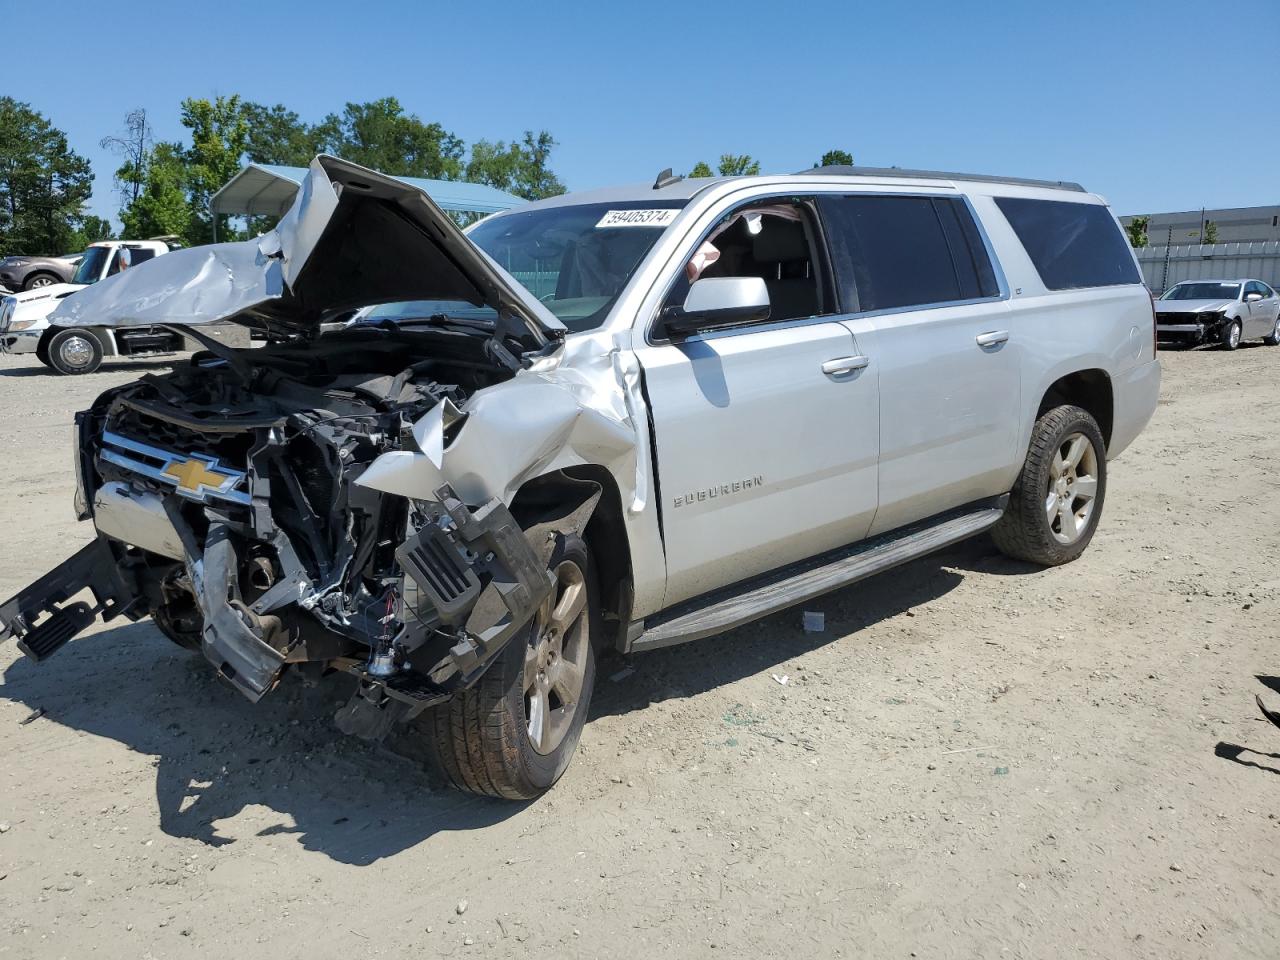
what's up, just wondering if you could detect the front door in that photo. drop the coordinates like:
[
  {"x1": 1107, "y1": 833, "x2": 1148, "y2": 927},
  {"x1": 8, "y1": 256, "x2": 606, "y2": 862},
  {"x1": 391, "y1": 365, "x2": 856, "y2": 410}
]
[{"x1": 634, "y1": 201, "x2": 880, "y2": 608}]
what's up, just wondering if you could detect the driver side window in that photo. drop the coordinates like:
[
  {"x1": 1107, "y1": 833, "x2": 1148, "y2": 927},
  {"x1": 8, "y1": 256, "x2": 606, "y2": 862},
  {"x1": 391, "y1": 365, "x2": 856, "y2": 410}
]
[{"x1": 663, "y1": 201, "x2": 827, "y2": 325}]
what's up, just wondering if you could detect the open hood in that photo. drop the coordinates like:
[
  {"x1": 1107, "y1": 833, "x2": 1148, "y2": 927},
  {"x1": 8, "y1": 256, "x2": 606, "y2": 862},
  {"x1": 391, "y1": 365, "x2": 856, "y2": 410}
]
[{"x1": 51, "y1": 156, "x2": 564, "y2": 350}]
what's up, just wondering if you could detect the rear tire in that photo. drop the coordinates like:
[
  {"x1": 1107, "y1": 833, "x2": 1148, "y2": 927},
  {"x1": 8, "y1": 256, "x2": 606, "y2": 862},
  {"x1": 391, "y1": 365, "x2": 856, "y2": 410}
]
[
  {"x1": 992, "y1": 405, "x2": 1107, "y2": 567},
  {"x1": 47, "y1": 328, "x2": 103, "y2": 375},
  {"x1": 1220, "y1": 319, "x2": 1242, "y2": 351},
  {"x1": 1263, "y1": 315, "x2": 1280, "y2": 346},
  {"x1": 410, "y1": 534, "x2": 599, "y2": 799}
]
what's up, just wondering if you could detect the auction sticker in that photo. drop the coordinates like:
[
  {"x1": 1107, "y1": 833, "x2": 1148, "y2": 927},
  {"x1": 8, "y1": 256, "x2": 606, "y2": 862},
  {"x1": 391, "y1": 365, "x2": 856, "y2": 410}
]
[{"x1": 596, "y1": 209, "x2": 680, "y2": 228}]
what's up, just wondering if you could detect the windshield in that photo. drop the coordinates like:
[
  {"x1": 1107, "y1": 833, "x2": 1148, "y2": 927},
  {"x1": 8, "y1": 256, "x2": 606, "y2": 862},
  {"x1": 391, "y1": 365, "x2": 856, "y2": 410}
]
[
  {"x1": 71, "y1": 247, "x2": 110, "y2": 285},
  {"x1": 362, "y1": 201, "x2": 686, "y2": 335},
  {"x1": 1161, "y1": 281, "x2": 1240, "y2": 301}
]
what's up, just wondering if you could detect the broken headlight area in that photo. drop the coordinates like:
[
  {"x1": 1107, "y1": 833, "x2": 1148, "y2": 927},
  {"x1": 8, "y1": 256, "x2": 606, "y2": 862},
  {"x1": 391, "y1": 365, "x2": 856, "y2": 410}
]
[{"x1": 2, "y1": 324, "x2": 580, "y2": 741}]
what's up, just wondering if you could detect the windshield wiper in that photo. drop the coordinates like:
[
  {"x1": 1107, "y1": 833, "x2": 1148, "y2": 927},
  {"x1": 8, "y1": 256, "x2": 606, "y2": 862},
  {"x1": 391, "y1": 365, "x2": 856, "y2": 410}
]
[{"x1": 375, "y1": 313, "x2": 495, "y2": 332}]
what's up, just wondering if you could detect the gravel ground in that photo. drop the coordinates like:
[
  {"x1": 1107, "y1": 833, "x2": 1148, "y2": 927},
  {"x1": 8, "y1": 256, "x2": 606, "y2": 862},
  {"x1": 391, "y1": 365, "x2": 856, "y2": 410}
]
[{"x1": 1, "y1": 344, "x2": 1278, "y2": 959}]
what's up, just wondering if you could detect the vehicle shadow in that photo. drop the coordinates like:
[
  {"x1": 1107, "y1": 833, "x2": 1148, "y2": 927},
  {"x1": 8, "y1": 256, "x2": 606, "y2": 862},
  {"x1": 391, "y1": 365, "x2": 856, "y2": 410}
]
[
  {"x1": 590, "y1": 537, "x2": 994, "y2": 721},
  {"x1": 1, "y1": 622, "x2": 524, "y2": 865},
  {"x1": 0, "y1": 536, "x2": 1004, "y2": 862},
  {"x1": 1215, "y1": 741, "x2": 1280, "y2": 777}
]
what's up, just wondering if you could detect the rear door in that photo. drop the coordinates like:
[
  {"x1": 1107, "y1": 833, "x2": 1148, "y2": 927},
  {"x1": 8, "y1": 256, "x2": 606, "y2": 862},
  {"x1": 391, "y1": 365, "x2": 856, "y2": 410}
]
[
  {"x1": 1246, "y1": 281, "x2": 1274, "y2": 335},
  {"x1": 818, "y1": 193, "x2": 1020, "y2": 535},
  {"x1": 633, "y1": 199, "x2": 880, "y2": 607}
]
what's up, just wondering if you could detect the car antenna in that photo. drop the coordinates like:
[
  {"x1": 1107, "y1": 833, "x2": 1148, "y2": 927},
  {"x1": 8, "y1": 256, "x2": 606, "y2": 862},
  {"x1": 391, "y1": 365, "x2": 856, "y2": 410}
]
[{"x1": 653, "y1": 168, "x2": 684, "y2": 190}]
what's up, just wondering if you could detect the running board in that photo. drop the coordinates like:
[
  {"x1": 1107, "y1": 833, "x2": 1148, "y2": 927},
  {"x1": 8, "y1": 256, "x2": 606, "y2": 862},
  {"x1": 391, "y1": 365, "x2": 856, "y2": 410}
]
[{"x1": 631, "y1": 497, "x2": 1007, "y2": 652}]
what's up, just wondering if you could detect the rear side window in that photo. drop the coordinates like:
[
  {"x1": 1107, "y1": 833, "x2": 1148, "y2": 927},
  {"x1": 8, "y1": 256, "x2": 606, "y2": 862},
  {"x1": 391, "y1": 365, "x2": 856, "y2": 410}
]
[
  {"x1": 994, "y1": 197, "x2": 1139, "y2": 290},
  {"x1": 818, "y1": 195, "x2": 999, "y2": 313}
]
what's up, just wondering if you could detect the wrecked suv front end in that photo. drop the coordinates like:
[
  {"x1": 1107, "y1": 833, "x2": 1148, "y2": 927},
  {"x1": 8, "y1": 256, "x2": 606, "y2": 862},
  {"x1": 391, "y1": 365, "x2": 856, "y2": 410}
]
[{"x1": 0, "y1": 157, "x2": 642, "y2": 799}]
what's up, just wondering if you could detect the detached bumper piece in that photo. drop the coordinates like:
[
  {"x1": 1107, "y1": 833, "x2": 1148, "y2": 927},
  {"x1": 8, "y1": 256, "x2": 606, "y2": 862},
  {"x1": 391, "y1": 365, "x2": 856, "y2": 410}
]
[{"x1": 0, "y1": 539, "x2": 142, "y2": 661}]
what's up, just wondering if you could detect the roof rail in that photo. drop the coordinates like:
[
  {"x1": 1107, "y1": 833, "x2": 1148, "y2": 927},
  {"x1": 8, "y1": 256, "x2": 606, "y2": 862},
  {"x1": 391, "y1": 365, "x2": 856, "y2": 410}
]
[{"x1": 802, "y1": 165, "x2": 1086, "y2": 193}]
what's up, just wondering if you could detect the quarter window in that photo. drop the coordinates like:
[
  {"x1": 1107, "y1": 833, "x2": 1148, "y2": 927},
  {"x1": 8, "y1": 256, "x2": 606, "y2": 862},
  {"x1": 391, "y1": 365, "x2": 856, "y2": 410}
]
[
  {"x1": 994, "y1": 196, "x2": 1140, "y2": 290},
  {"x1": 818, "y1": 195, "x2": 999, "y2": 313}
]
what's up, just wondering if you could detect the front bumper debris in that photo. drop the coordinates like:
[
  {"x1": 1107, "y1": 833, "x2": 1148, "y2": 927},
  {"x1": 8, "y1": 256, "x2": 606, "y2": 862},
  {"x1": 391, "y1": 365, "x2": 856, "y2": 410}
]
[{"x1": 0, "y1": 538, "x2": 143, "y2": 660}]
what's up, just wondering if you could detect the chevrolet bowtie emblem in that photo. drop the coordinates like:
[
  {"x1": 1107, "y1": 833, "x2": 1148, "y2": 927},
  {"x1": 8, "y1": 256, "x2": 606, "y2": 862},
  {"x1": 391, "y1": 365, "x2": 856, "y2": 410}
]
[{"x1": 163, "y1": 457, "x2": 236, "y2": 498}]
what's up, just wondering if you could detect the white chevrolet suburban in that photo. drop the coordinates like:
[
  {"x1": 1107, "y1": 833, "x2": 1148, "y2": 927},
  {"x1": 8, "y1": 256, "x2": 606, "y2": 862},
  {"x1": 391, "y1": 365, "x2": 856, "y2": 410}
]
[{"x1": 0, "y1": 157, "x2": 1159, "y2": 799}]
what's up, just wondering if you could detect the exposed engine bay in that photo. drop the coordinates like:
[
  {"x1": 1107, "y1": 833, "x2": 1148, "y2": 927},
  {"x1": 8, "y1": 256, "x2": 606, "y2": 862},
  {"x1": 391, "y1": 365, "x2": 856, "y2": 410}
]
[{"x1": 3, "y1": 322, "x2": 601, "y2": 738}]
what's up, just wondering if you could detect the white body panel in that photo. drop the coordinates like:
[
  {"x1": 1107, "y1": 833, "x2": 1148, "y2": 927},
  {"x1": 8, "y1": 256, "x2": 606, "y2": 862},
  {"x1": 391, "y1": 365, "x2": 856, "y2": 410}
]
[{"x1": 634, "y1": 319, "x2": 878, "y2": 607}]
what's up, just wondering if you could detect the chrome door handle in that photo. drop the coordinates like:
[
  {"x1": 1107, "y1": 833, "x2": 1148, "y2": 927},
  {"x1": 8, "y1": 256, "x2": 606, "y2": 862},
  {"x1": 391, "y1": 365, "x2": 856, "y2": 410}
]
[
  {"x1": 822, "y1": 355, "x2": 870, "y2": 377},
  {"x1": 975, "y1": 330, "x2": 1010, "y2": 348}
]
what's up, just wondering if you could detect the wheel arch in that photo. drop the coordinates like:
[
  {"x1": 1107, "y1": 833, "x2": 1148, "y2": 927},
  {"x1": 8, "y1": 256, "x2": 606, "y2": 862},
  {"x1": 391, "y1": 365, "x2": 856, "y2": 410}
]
[
  {"x1": 509, "y1": 464, "x2": 633, "y2": 653},
  {"x1": 1037, "y1": 368, "x2": 1114, "y2": 450}
]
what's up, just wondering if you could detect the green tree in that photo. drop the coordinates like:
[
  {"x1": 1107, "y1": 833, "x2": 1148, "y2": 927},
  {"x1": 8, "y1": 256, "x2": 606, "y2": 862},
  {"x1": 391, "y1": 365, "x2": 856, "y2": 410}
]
[
  {"x1": 321, "y1": 97, "x2": 464, "y2": 180},
  {"x1": 180, "y1": 95, "x2": 251, "y2": 244},
  {"x1": 717, "y1": 154, "x2": 760, "y2": 176},
  {"x1": 119, "y1": 141, "x2": 192, "y2": 241},
  {"x1": 242, "y1": 102, "x2": 333, "y2": 167},
  {"x1": 1125, "y1": 215, "x2": 1149, "y2": 248},
  {"x1": 466, "y1": 131, "x2": 565, "y2": 201},
  {"x1": 68, "y1": 215, "x2": 115, "y2": 250},
  {"x1": 688, "y1": 161, "x2": 715, "y2": 178},
  {"x1": 1203, "y1": 220, "x2": 1219, "y2": 244},
  {"x1": 0, "y1": 97, "x2": 93, "y2": 255},
  {"x1": 817, "y1": 149, "x2": 853, "y2": 167}
]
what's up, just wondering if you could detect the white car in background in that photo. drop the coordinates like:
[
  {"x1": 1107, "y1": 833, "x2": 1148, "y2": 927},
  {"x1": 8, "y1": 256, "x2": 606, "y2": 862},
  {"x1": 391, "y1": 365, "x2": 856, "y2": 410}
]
[
  {"x1": 1155, "y1": 278, "x2": 1280, "y2": 350},
  {"x1": 0, "y1": 238, "x2": 178, "y2": 373}
]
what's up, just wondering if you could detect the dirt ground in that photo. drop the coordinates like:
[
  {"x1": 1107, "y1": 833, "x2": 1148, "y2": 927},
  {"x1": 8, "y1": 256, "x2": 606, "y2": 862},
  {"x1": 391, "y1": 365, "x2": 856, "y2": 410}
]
[{"x1": 0, "y1": 343, "x2": 1278, "y2": 960}]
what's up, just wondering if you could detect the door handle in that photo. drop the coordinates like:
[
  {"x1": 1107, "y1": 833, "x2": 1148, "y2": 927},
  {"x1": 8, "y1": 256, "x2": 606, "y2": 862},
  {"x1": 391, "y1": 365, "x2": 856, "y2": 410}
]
[
  {"x1": 975, "y1": 330, "x2": 1010, "y2": 348},
  {"x1": 822, "y1": 355, "x2": 870, "y2": 377}
]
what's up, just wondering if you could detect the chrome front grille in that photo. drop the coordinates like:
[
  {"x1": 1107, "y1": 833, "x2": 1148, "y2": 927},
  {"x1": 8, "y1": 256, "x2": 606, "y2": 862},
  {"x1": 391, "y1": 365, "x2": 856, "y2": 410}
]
[{"x1": 99, "y1": 431, "x2": 251, "y2": 506}]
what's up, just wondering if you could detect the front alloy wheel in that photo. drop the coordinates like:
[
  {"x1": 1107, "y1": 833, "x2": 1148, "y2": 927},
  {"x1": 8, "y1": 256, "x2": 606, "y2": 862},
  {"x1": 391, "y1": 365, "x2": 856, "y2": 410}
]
[
  {"x1": 412, "y1": 533, "x2": 599, "y2": 799},
  {"x1": 1222, "y1": 319, "x2": 1242, "y2": 351},
  {"x1": 525, "y1": 559, "x2": 590, "y2": 755}
]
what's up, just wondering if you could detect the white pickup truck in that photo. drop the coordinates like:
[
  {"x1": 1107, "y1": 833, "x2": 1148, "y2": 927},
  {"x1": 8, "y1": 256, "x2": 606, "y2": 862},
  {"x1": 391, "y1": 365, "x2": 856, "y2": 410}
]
[
  {"x1": 0, "y1": 157, "x2": 1159, "y2": 800},
  {"x1": 0, "y1": 238, "x2": 186, "y2": 373}
]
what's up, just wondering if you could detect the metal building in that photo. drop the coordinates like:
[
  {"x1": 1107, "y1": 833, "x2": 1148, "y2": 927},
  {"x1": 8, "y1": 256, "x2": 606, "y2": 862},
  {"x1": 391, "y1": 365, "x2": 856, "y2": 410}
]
[
  {"x1": 1121, "y1": 204, "x2": 1280, "y2": 245},
  {"x1": 1133, "y1": 241, "x2": 1280, "y2": 294}
]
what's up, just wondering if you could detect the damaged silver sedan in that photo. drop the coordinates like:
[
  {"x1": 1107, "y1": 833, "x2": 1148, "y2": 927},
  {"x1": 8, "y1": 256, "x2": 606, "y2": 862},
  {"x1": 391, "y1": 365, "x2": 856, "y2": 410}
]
[{"x1": 1, "y1": 158, "x2": 1160, "y2": 798}]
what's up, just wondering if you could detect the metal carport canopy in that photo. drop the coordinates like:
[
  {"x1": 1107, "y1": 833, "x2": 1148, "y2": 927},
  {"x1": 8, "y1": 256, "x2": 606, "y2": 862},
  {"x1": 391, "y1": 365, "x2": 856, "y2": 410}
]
[{"x1": 210, "y1": 162, "x2": 526, "y2": 221}]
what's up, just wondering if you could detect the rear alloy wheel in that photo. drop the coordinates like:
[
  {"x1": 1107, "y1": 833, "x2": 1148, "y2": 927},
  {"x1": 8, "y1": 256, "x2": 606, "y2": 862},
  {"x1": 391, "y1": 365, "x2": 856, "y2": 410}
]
[
  {"x1": 413, "y1": 534, "x2": 599, "y2": 799},
  {"x1": 1264, "y1": 315, "x2": 1280, "y2": 346},
  {"x1": 992, "y1": 404, "x2": 1107, "y2": 566},
  {"x1": 46, "y1": 328, "x2": 103, "y2": 375},
  {"x1": 1221, "y1": 319, "x2": 1242, "y2": 351}
]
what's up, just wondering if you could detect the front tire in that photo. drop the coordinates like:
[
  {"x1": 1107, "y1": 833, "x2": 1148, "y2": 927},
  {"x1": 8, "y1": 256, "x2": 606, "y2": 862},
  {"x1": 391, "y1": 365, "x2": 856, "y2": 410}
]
[
  {"x1": 23, "y1": 272, "x2": 57, "y2": 290},
  {"x1": 414, "y1": 534, "x2": 599, "y2": 799},
  {"x1": 46, "y1": 328, "x2": 103, "y2": 375},
  {"x1": 992, "y1": 405, "x2": 1107, "y2": 566},
  {"x1": 1221, "y1": 319, "x2": 1242, "y2": 351}
]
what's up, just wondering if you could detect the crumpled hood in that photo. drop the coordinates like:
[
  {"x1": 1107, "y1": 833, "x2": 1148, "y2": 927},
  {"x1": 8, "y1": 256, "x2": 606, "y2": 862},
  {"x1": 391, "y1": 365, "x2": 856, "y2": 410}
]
[
  {"x1": 51, "y1": 156, "x2": 564, "y2": 349},
  {"x1": 1155, "y1": 298, "x2": 1233, "y2": 314}
]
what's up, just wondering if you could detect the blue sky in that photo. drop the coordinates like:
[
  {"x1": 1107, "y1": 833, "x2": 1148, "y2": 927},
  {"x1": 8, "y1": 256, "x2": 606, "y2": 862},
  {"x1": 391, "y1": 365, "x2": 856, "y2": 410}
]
[{"x1": 7, "y1": 0, "x2": 1278, "y2": 225}]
